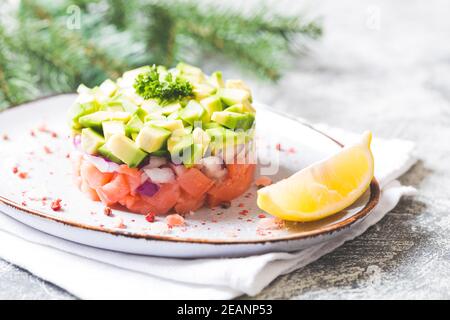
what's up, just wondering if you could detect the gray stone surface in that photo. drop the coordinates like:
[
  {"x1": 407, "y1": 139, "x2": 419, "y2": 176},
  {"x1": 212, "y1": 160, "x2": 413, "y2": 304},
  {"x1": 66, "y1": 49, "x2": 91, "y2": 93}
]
[{"x1": 1, "y1": 0, "x2": 449, "y2": 299}]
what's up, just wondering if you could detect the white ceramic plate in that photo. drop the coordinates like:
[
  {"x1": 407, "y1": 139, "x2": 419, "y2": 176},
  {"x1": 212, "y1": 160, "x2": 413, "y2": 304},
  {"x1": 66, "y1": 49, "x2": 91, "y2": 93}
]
[{"x1": 0, "y1": 94, "x2": 379, "y2": 258}]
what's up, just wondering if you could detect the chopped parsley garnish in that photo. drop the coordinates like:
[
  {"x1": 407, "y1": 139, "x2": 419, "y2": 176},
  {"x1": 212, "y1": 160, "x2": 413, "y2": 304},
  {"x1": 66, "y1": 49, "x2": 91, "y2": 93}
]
[{"x1": 133, "y1": 65, "x2": 193, "y2": 103}]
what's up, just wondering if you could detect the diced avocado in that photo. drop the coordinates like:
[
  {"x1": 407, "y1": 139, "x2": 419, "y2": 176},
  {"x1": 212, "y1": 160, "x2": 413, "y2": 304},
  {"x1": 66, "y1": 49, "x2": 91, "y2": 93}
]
[
  {"x1": 218, "y1": 88, "x2": 251, "y2": 106},
  {"x1": 167, "y1": 134, "x2": 193, "y2": 156},
  {"x1": 148, "y1": 119, "x2": 184, "y2": 132},
  {"x1": 141, "y1": 99, "x2": 161, "y2": 114},
  {"x1": 121, "y1": 66, "x2": 151, "y2": 85},
  {"x1": 79, "y1": 111, "x2": 131, "y2": 131},
  {"x1": 206, "y1": 126, "x2": 226, "y2": 140},
  {"x1": 161, "y1": 102, "x2": 181, "y2": 115},
  {"x1": 144, "y1": 112, "x2": 166, "y2": 122},
  {"x1": 208, "y1": 128, "x2": 248, "y2": 155},
  {"x1": 151, "y1": 150, "x2": 169, "y2": 157},
  {"x1": 98, "y1": 144, "x2": 123, "y2": 164},
  {"x1": 183, "y1": 144, "x2": 203, "y2": 168},
  {"x1": 121, "y1": 98, "x2": 148, "y2": 121},
  {"x1": 171, "y1": 125, "x2": 193, "y2": 137},
  {"x1": 103, "y1": 104, "x2": 124, "y2": 112},
  {"x1": 135, "y1": 125, "x2": 171, "y2": 153},
  {"x1": 98, "y1": 79, "x2": 118, "y2": 97},
  {"x1": 176, "y1": 62, "x2": 203, "y2": 75},
  {"x1": 225, "y1": 79, "x2": 252, "y2": 101},
  {"x1": 106, "y1": 134, "x2": 147, "y2": 168},
  {"x1": 211, "y1": 111, "x2": 255, "y2": 130},
  {"x1": 67, "y1": 100, "x2": 100, "y2": 130},
  {"x1": 224, "y1": 104, "x2": 245, "y2": 113},
  {"x1": 192, "y1": 127, "x2": 210, "y2": 155},
  {"x1": 192, "y1": 83, "x2": 217, "y2": 100},
  {"x1": 81, "y1": 128, "x2": 105, "y2": 155},
  {"x1": 180, "y1": 100, "x2": 209, "y2": 125},
  {"x1": 209, "y1": 71, "x2": 225, "y2": 88},
  {"x1": 126, "y1": 115, "x2": 144, "y2": 136},
  {"x1": 121, "y1": 98, "x2": 137, "y2": 113},
  {"x1": 131, "y1": 132, "x2": 139, "y2": 140},
  {"x1": 76, "y1": 84, "x2": 91, "y2": 95},
  {"x1": 203, "y1": 122, "x2": 221, "y2": 129},
  {"x1": 224, "y1": 103, "x2": 255, "y2": 114},
  {"x1": 102, "y1": 121, "x2": 125, "y2": 140},
  {"x1": 176, "y1": 63, "x2": 205, "y2": 84},
  {"x1": 200, "y1": 95, "x2": 223, "y2": 118},
  {"x1": 184, "y1": 126, "x2": 193, "y2": 134},
  {"x1": 167, "y1": 110, "x2": 182, "y2": 121},
  {"x1": 144, "y1": 113, "x2": 166, "y2": 123},
  {"x1": 168, "y1": 134, "x2": 203, "y2": 166}
]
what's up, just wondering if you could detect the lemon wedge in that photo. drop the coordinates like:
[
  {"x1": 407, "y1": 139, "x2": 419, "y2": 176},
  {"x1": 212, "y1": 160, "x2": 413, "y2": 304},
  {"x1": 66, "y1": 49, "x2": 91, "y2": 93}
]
[{"x1": 257, "y1": 131, "x2": 375, "y2": 222}]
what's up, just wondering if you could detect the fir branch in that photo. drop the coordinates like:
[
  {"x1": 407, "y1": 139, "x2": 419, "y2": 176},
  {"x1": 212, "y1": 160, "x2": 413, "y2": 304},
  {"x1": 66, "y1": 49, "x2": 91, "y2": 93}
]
[
  {"x1": 0, "y1": 0, "x2": 322, "y2": 109},
  {"x1": 141, "y1": 1, "x2": 322, "y2": 80},
  {"x1": 0, "y1": 26, "x2": 38, "y2": 109}
]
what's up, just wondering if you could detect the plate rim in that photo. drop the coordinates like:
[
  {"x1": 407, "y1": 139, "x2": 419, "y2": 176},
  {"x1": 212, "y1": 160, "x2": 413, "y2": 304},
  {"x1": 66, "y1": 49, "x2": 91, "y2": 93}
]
[{"x1": 0, "y1": 94, "x2": 380, "y2": 245}]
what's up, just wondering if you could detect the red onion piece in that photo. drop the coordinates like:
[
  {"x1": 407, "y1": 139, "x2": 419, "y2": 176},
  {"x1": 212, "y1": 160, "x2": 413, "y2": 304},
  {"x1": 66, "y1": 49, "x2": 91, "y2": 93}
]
[{"x1": 137, "y1": 181, "x2": 160, "y2": 197}]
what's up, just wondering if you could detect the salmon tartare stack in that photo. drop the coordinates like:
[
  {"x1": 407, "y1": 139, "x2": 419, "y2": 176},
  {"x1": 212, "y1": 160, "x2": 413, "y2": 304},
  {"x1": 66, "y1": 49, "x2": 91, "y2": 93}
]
[{"x1": 68, "y1": 63, "x2": 256, "y2": 215}]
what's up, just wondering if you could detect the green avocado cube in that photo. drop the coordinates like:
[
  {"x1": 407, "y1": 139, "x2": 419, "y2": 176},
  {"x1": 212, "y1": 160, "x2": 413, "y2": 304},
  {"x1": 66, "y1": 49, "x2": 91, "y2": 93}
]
[
  {"x1": 167, "y1": 134, "x2": 200, "y2": 165},
  {"x1": 121, "y1": 98, "x2": 138, "y2": 113},
  {"x1": 141, "y1": 99, "x2": 162, "y2": 114},
  {"x1": 78, "y1": 111, "x2": 131, "y2": 131},
  {"x1": 98, "y1": 79, "x2": 118, "y2": 97},
  {"x1": 167, "y1": 134, "x2": 193, "y2": 156},
  {"x1": 209, "y1": 71, "x2": 225, "y2": 88},
  {"x1": 211, "y1": 111, "x2": 255, "y2": 130},
  {"x1": 148, "y1": 119, "x2": 184, "y2": 132},
  {"x1": 224, "y1": 103, "x2": 256, "y2": 114},
  {"x1": 144, "y1": 112, "x2": 166, "y2": 122},
  {"x1": 76, "y1": 84, "x2": 91, "y2": 94},
  {"x1": 98, "y1": 144, "x2": 123, "y2": 164},
  {"x1": 151, "y1": 150, "x2": 170, "y2": 157},
  {"x1": 192, "y1": 83, "x2": 217, "y2": 100},
  {"x1": 183, "y1": 144, "x2": 203, "y2": 168},
  {"x1": 218, "y1": 88, "x2": 251, "y2": 106},
  {"x1": 200, "y1": 96, "x2": 223, "y2": 118},
  {"x1": 176, "y1": 62, "x2": 203, "y2": 75},
  {"x1": 203, "y1": 122, "x2": 221, "y2": 130},
  {"x1": 105, "y1": 134, "x2": 147, "y2": 168},
  {"x1": 180, "y1": 100, "x2": 209, "y2": 125},
  {"x1": 67, "y1": 100, "x2": 99, "y2": 130},
  {"x1": 167, "y1": 110, "x2": 181, "y2": 120},
  {"x1": 192, "y1": 127, "x2": 210, "y2": 155},
  {"x1": 206, "y1": 126, "x2": 226, "y2": 140},
  {"x1": 126, "y1": 115, "x2": 144, "y2": 136},
  {"x1": 208, "y1": 129, "x2": 248, "y2": 156},
  {"x1": 104, "y1": 105, "x2": 124, "y2": 112},
  {"x1": 81, "y1": 128, "x2": 105, "y2": 155},
  {"x1": 102, "y1": 121, "x2": 125, "y2": 140},
  {"x1": 135, "y1": 125, "x2": 171, "y2": 153},
  {"x1": 161, "y1": 102, "x2": 181, "y2": 116}
]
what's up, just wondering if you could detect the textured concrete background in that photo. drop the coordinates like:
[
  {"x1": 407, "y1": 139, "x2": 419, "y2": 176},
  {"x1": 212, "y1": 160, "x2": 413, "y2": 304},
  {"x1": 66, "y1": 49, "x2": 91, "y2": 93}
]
[{"x1": 1, "y1": 0, "x2": 450, "y2": 299}]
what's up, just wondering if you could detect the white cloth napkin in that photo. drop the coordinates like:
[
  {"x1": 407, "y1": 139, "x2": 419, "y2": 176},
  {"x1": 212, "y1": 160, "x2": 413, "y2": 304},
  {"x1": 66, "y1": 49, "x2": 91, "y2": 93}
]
[{"x1": 0, "y1": 125, "x2": 417, "y2": 300}]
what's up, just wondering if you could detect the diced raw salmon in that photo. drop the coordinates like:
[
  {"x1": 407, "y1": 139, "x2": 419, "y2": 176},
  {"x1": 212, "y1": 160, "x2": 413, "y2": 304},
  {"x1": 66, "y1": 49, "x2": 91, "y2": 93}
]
[
  {"x1": 80, "y1": 161, "x2": 113, "y2": 188},
  {"x1": 207, "y1": 164, "x2": 255, "y2": 207},
  {"x1": 118, "y1": 165, "x2": 142, "y2": 195},
  {"x1": 177, "y1": 168, "x2": 214, "y2": 198},
  {"x1": 96, "y1": 174, "x2": 130, "y2": 205},
  {"x1": 141, "y1": 183, "x2": 180, "y2": 215},
  {"x1": 123, "y1": 195, "x2": 152, "y2": 215},
  {"x1": 174, "y1": 191, "x2": 206, "y2": 214},
  {"x1": 80, "y1": 180, "x2": 100, "y2": 201}
]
